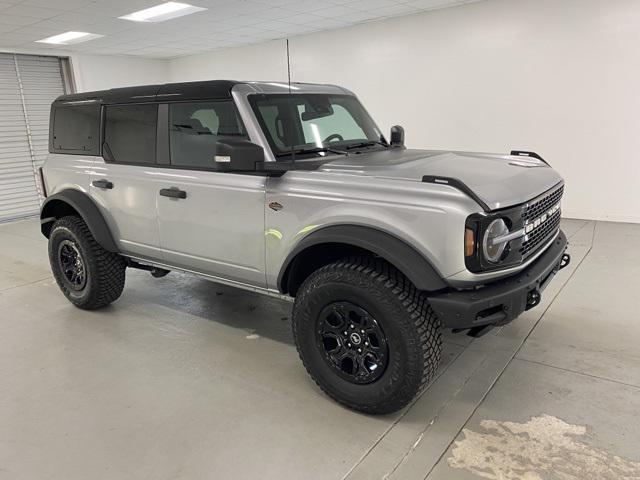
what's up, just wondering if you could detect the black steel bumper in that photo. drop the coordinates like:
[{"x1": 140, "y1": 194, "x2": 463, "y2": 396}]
[{"x1": 428, "y1": 230, "x2": 570, "y2": 332}]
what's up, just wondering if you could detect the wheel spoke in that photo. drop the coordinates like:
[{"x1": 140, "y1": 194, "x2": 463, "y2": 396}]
[
  {"x1": 329, "y1": 345, "x2": 350, "y2": 366},
  {"x1": 353, "y1": 356, "x2": 368, "y2": 378},
  {"x1": 322, "y1": 322, "x2": 343, "y2": 336}
]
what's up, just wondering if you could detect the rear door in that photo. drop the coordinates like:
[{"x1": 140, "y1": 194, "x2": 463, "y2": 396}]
[
  {"x1": 155, "y1": 100, "x2": 266, "y2": 287},
  {"x1": 90, "y1": 103, "x2": 164, "y2": 260}
]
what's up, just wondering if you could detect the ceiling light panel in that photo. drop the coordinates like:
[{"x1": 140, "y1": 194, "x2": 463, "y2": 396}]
[
  {"x1": 35, "y1": 31, "x2": 104, "y2": 45},
  {"x1": 119, "y1": 2, "x2": 207, "y2": 23}
]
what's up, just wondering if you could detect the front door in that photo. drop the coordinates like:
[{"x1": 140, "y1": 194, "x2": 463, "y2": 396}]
[{"x1": 156, "y1": 100, "x2": 266, "y2": 287}]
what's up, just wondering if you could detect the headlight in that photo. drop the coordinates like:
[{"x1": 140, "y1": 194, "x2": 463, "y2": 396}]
[
  {"x1": 466, "y1": 208, "x2": 527, "y2": 273},
  {"x1": 482, "y1": 219, "x2": 509, "y2": 263}
]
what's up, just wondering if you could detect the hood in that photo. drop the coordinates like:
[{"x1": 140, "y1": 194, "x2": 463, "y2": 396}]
[{"x1": 319, "y1": 148, "x2": 563, "y2": 211}]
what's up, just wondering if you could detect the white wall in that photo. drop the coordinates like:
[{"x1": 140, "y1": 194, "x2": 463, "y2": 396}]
[
  {"x1": 0, "y1": 46, "x2": 170, "y2": 93},
  {"x1": 71, "y1": 54, "x2": 169, "y2": 92},
  {"x1": 169, "y1": 0, "x2": 640, "y2": 223}
]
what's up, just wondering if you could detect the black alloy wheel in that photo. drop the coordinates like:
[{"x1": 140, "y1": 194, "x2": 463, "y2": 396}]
[
  {"x1": 57, "y1": 239, "x2": 87, "y2": 291},
  {"x1": 316, "y1": 301, "x2": 388, "y2": 384}
]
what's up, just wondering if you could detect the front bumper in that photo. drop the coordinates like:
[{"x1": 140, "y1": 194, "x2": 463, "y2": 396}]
[{"x1": 428, "y1": 230, "x2": 569, "y2": 331}]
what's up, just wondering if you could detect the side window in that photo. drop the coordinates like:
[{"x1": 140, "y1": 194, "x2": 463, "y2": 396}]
[
  {"x1": 169, "y1": 101, "x2": 247, "y2": 169},
  {"x1": 51, "y1": 104, "x2": 100, "y2": 154},
  {"x1": 104, "y1": 104, "x2": 157, "y2": 164}
]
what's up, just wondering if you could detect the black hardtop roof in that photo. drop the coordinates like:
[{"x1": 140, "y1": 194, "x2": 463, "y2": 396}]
[{"x1": 53, "y1": 80, "x2": 240, "y2": 105}]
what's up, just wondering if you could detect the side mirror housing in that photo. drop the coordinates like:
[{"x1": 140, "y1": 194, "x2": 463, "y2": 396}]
[
  {"x1": 390, "y1": 125, "x2": 405, "y2": 147},
  {"x1": 214, "y1": 139, "x2": 264, "y2": 171}
]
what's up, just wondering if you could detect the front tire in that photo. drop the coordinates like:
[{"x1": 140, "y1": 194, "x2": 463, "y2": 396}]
[
  {"x1": 292, "y1": 257, "x2": 442, "y2": 414},
  {"x1": 48, "y1": 216, "x2": 126, "y2": 310}
]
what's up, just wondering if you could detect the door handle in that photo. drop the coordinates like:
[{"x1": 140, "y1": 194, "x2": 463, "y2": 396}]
[
  {"x1": 159, "y1": 187, "x2": 187, "y2": 199},
  {"x1": 92, "y1": 179, "x2": 113, "y2": 189}
]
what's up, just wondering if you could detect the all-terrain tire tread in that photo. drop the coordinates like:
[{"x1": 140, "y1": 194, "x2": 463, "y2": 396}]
[
  {"x1": 49, "y1": 216, "x2": 126, "y2": 310},
  {"x1": 292, "y1": 256, "x2": 442, "y2": 414}
]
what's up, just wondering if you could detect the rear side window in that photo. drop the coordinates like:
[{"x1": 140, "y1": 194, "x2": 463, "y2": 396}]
[
  {"x1": 51, "y1": 104, "x2": 100, "y2": 154},
  {"x1": 169, "y1": 101, "x2": 247, "y2": 169},
  {"x1": 104, "y1": 104, "x2": 157, "y2": 165}
]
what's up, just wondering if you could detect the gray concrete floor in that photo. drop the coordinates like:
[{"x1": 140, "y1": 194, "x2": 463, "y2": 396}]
[{"x1": 0, "y1": 218, "x2": 638, "y2": 479}]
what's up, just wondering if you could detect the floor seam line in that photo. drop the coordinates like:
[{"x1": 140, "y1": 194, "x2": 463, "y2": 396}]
[
  {"x1": 340, "y1": 345, "x2": 468, "y2": 480},
  {"x1": 513, "y1": 357, "x2": 640, "y2": 390},
  {"x1": 383, "y1": 355, "x2": 492, "y2": 479},
  {"x1": 0, "y1": 276, "x2": 52, "y2": 292},
  {"x1": 0, "y1": 230, "x2": 42, "y2": 241},
  {"x1": 422, "y1": 235, "x2": 595, "y2": 480},
  {"x1": 566, "y1": 220, "x2": 591, "y2": 240}
]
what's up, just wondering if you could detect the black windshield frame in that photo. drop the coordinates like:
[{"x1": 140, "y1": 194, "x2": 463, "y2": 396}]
[{"x1": 248, "y1": 93, "x2": 386, "y2": 159}]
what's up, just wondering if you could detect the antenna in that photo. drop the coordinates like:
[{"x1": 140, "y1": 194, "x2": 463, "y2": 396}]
[
  {"x1": 285, "y1": 38, "x2": 295, "y2": 162},
  {"x1": 286, "y1": 38, "x2": 292, "y2": 95}
]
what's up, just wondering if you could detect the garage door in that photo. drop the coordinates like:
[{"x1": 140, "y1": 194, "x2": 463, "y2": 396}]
[{"x1": 0, "y1": 53, "x2": 67, "y2": 222}]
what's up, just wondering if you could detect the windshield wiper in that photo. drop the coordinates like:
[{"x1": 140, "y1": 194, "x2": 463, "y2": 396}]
[
  {"x1": 345, "y1": 140, "x2": 389, "y2": 150},
  {"x1": 276, "y1": 147, "x2": 348, "y2": 158}
]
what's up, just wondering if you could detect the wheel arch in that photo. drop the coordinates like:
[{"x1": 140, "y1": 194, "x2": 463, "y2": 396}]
[
  {"x1": 278, "y1": 225, "x2": 447, "y2": 296},
  {"x1": 40, "y1": 189, "x2": 118, "y2": 253}
]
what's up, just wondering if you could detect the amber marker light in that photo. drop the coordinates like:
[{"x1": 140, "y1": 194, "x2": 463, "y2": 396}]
[{"x1": 465, "y1": 228, "x2": 475, "y2": 257}]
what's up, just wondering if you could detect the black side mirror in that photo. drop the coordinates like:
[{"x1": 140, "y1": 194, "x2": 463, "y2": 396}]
[
  {"x1": 390, "y1": 125, "x2": 405, "y2": 147},
  {"x1": 214, "y1": 139, "x2": 264, "y2": 171}
]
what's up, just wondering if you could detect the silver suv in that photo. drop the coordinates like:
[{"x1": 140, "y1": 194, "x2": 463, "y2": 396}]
[{"x1": 39, "y1": 80, "x2": 570, "y2": 414}]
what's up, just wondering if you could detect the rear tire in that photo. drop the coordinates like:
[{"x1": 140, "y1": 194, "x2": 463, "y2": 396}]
[
  {"x1": 292, "y1": 257, "x2": 442, "y2": 414},
  {"x1": 48, "y1": 216, "x2": 126, "y2": 310}
]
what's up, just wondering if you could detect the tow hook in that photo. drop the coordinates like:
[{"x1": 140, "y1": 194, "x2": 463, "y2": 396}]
[
  {"x1": 526, "y1": 289, "x2": 541, "y2": 310},
  {"x1": 559, "y1": 253, "x2": 571, "y2": 270}
]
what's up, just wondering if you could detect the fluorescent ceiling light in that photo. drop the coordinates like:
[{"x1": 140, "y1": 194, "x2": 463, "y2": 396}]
[
  {"x1": 119, "y1": 2, "x2": 206, "y2": 22},
  {"x1": 36, "y1": 31, "x2": 104, "y2": 45}
]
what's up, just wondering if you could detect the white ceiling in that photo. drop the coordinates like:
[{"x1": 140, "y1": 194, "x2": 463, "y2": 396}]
[{"x1": 0, "y1": 0, "x2": 481, "y2": 59}]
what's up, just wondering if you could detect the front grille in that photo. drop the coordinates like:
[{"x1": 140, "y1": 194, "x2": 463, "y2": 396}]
[
  {"x1": 523, "y1": 185, "x2": 564, "y2": 222},
  {"x1": 520, "y1": 210, "x2": 561, "y2": 257},
  {"x1": 519, "y1": 184, "x2": 564, "y2": 258}
]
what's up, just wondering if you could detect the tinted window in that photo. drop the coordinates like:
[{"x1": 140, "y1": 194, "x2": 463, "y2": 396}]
[
  {"x1": 51, "y1": 104, "x2": 100, "y2": 154},
  {"x1": 169, "y1": 101, "x2": 247, "y2": 169},
  {"x1": 104, "y1": 104, "x2": 157, "y2": 164}
]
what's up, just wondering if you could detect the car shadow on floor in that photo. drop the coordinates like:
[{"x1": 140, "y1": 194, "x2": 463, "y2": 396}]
[
  {"x1": 118, "y1": 268, "x2": 474, "y2": 355},
  {"x1": 120, "y1": 269, "x2": 296, "y2": 345}
]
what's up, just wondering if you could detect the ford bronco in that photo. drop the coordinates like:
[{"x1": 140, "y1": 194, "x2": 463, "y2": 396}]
[{"x1": 39, "y1": 80, "x2": 570, "y2": 414}]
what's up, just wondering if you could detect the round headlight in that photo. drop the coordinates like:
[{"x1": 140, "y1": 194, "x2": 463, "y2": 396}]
[{"x1": 483, "y1": 219, "x2": 509, "y2": 263}]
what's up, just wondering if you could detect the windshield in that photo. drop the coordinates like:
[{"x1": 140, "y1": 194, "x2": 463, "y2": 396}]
[{"x1": 248, "y1": 94, "x2": 386, "y2": 159}]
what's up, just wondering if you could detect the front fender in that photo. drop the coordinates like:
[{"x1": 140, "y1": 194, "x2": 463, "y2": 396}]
[{"x1": 278, "y1": 224, "x2": 448, "y2": 293}]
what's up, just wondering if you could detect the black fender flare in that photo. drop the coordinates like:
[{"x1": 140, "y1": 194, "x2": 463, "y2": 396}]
[
  {"x1": 278, "y1": 225, "x2": 447, "y2": 293},
  {"x1": 40, "y1": 189, "x2": 118, "y2": 253}
]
